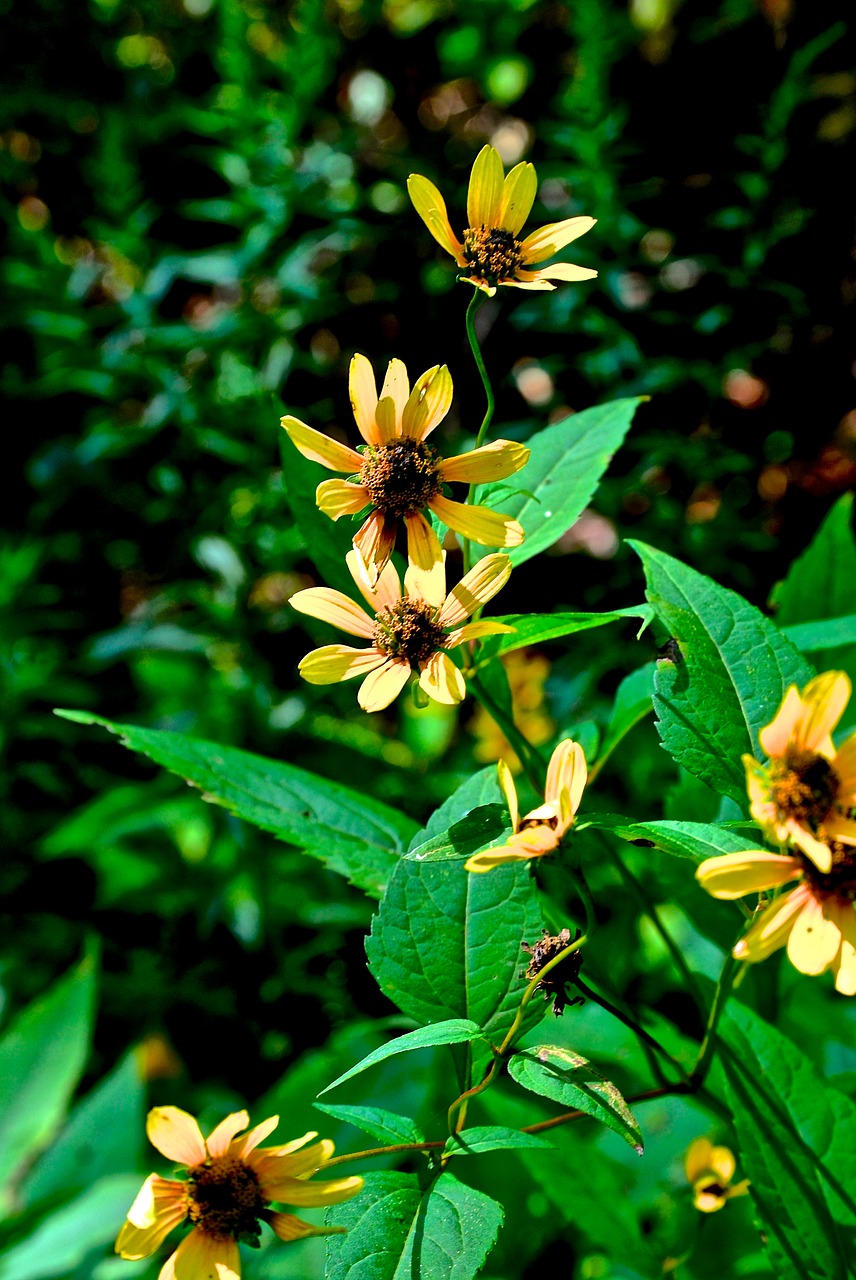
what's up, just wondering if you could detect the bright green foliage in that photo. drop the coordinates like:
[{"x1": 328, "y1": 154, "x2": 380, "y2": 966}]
[
  {"x1": 485, "y1": 605, "x2": 651, "y2": 655},
  {"x1": 312, "y1": 1104, "x2": 426, "y2": 1147},
  {"x1": 404, "y1": 807, "x2": 509, "y2": 863},
  {"x1": 408, "y1": 769, "x2": 502, "y2": 851},
  {"x1": 319, "y1": 1021, "x2": 486, "y2": 1095},
  {"x1": 632, "y1": 542, "x2": 812, "y2": 804},
  {"x1": 507, "y1": 1045, "x2": 644, "y2": 1153},
  {"x1": 587, "y1": 815, "x2": 769, "y2": 862},
  {"x1": 596, "y1": 662, "x2": 655, "y2": 766},
  {"x1": 0, "y1": 1176, "x2": 144, "y2": 1280},
  {"x1": 325, "y1": 1171, "x2": 504, "y2": 1280},
  {"x1": 443, "y1": 1126, "x2": 553, "y2": 1156}
]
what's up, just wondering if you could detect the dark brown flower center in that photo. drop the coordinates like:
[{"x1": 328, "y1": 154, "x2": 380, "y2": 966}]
[
  {"x1": 801, "y1": 841, "x2": 856, "y2": 899},
  {"x1": 359, "y1": 439, "x2": 441, "y2": 518},
  {"x1": 769, "y1": 750, "x2": 840, "y2": 827},
  {"x1": 186, "y1": 1156, "x2": 268, "y2": 1242},
  {"x1": 373, "y1": 598, "x2": 445, "y2": 666},
  {"x1": 462, "y1": 225, "x2": 524, "y2": 282}
]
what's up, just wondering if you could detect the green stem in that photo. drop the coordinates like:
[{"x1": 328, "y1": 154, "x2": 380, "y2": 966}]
[
  {"x1": 572, "y1": 975, "x2": 690, "y2": 1083},
  {"x1": 462, "y1": 289, "x2": 496, "y2": 574},
  {"x1": 498, "y1": 932, "x2": 589, "y2": 1056},
  {"x1": 519, "y1": 1083, "x2": 691, "y2": 1135},
  {"x1": 690, "y1": 945, "x2": 742, "y2": 1088},
  {"x1": 468, "y1": 672, "x2": 546, "y2": 794},
  {"x1": 323, "y1": 1140, "x2": 446, "y2": 1168}
]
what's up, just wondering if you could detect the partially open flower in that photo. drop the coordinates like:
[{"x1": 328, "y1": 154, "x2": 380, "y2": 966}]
[
  {"x1": 408, "y1": 145, "x2": 597, "y2": 296},
  {"x1": 116, "y1": 1107, "x2": 363, "y2": 1279},
  {"x1": 291, "y1": 549, "x2": 513, "y2": 712},
  {"x1": 465, "y1": 739, "x2": 586, "y2": 872},
  {"x1": 684, "y1": 1138, "x2": 749, "y2": 1213},
  {"x1": 743, "y1": 671, "x2": 856, "y2": 874},
  {"x1": 282, "y1": 354, "x2": 527, "y2": 579},
  {"x1": 695, "y1": 841, "x2": 856, "y2": 994}
]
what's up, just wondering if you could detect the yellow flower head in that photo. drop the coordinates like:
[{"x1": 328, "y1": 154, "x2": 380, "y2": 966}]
[
  {"x1": 282, "y1": 354, "x2": 528, "y2": 580},
  {"x1": 743, "y1": 671, "x2": 856, "y2": 874},
  {"x1": 695, "y1": 840, "x2": 856, "y2": 994},
  {"x1": 116, "y1": 1107, "x2": 363, "y2": 1279},
  {"x1": 291, "y1": 548, "x2": 513, "y2": 713},
  {"x1": 684, "y1": 1138, "x2": 749, "y2": 1213},
  {"x1": 407, "y1": 144, "x2": 597, "y2": 297},
  {"x1": 465, "y1": 738, "x2": 586, "y2": 873}
]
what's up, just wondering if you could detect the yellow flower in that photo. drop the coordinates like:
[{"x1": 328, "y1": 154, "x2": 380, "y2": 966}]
[
  {"x1": 116, "y1": 1107, "x2": 363, "y2": 1278},
  {"x1": 696, "y1": 842, "x2": 856, "y2": 994},
  {"x1": 291, "y1": 548, "x2": 513, "y2": 712},
  {"x1": 684, "y1": 1138, "x2": 749, "y2": 1213},
  {"x1": 282, "y1": 354, "x2": 527, "y2": 579},
  {"x1": 407, "y1": 145, "x2": 597, "y2": 297},
  {"x1": 743, "y1": 671, "x2": 856, "y2": 874},
  {"x1": 465, "y1": 738, "x2": 586, "y2": 872}
]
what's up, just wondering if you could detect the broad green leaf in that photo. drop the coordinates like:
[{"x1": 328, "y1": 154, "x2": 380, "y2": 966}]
[
  {"x1": 0, "y1": 958, "x2": 95, "y2": 1214},
  {"x1": 585, "y1": 814, "x2": 769, "y2": 862},
  {"x1": 721, "y1": 1006, "x2": 851, "y2": 1279},
  {"x1": 280, "y1": 428, "x2": 358, "y2": 599},
  {"x1": 319, "y1": 1020, "x2": 485, "y2": 1095},
  {"x1": 405, "y1": 805, "x2": 509, "y2": 863},
  {"x1": 312, "y1": 1104, "x2": 426, "y2": 1146},
  {"x1": 595, "y1": 662, "x2": 655, "y2": 767},
  {"x1": 325, "y1": 1171, "x2": 503, "y2": 1280},
  {"x1": 630, "y1": 542, "x2": 812, "y2": 805},
  {"x1": 484, "y1": 606, "x2": 650, "y2": 656},
  {"x1": 409, "y1": 767, "x2": 502, "y2": 852},
  {"x1": 507, "y1": 1045, "x2": 643, "y2": 1154},
  {"x1": 365, "y1": 857, "x2": 545, "y2": 1069},
  {"x1": 0, "y1": 1175, "x2": 141, "y2": 1280},
  {"x1": 55, "y1": 712, "x2": 417, "y2": 897},
  {"x1": 772, "y1": 493, "x2": 856, "y2": 625},
  {"x1": 443, "y1": 1125, "x2": 553, "y2": 1156},
  {"x1": 21, "y1": 1052, "x2": 144, "y2": 1210},
  {"x1": 783, "y1": 615, "x2": 856, "y2": 652},
  {"x1": 482, "y1": 398, "x2": 643, "y2": 564}
]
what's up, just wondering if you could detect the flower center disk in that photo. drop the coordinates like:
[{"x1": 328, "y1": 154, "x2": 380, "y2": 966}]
[
  {"x1": 373, "y1": 599, "x2": 445, "y2": 666},
  {"x1": 186, "y1": 1156, "x2": 268, "y2": 1242},
  {"x1": 359, "y1": 439, "x2": 441, "y2": 518},
  {"x1": 769, "y1": 750, "x2": 840, "y2": 827},
  {"x1": 462, "y1": 225, "x2": 524, "y2": 283},
  {"x1": 802, "y1": 841, "x2": 856, "y2": 899}
]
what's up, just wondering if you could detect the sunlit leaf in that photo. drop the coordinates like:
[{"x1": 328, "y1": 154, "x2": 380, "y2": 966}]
[
  {"x1": 507, "y1": 1045, "x2": 643, "y2": 1153},
  {"x1": 319, "y1": 1020, "x2": 486, "y2": 1095}
]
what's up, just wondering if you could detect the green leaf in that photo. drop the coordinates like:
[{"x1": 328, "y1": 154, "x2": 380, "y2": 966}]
[
  {"x1": 484, "y1": 606, "x2": 650, "y2": 656},
  {"x1": 365, "y1": 857, "x2": 545, "y2": 1070},
  {"x1": 319, "y1": 1020, "x2": 485, "y2": 1095},
  {"x1": 21, "y1": 1052, "x2": 144, "y2": 1210},
  {"x1": 0, "y1": 1175, "x2": 141, "y2": 1280},
  {"x1": 279, "y1": 428, "x2": 358, "y2": 599},
  {"x1": 55, "y1": 712, "x2": 416, "y2": 897},
  {"x1": 443, "y1": 1125, "x2": 553, "y2": 1156},
  {"x1": 404, "y1": 805, "x2": 509, "y2": 863},
  {"x1": 312, "y1": 1104, "x2": 426, "y2": 1146},
  {"x1": 408, "y1": 767, "x2": 502, "y2": 852},
  {"x1": 596, "y1": 662, "x2": 655, "y2": 766},
  {"x1": 585, "y1": 814, "x2": 769, "y2": 862},
  {"x1": 721, "y1": 1004, "x2": 852, "y2": 1279},
  {"x1": 325, "y1": 1171, "x2": 503, "y2": 1280},
  {"x1": 630, "y1": 542, "x2": 812, "y2": 805},
  {"x1": 0, "y1": 958, "x2": 95, "y2": 1214},
  {"x1": 782, "y1": 615, "x2": 856, "y2": 652},
  {"x1": 482, "y1": 398, "x2": 643, "y2": 565},
  {"x1": 507, "y1": 1045, "x2": 644, "y2": 1154},
  {"x1": 772, "y1": 493, "x2": 856, "y2": 626}
]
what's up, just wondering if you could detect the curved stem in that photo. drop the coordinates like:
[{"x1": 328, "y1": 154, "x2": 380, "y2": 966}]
[
  {"x1": 323, "y1": 1140, "x2": 445, "y2": 1168},
  {"x1": 447, "y1": 1059, "x2": 499, "y2": 1134},
  {"x1": 690, "y1": 945, "x2": 743, "y2": 1088},
  {"x1": 497, "y1": 932, "x2": 589, "y2": 1056},
  {"x1": 572, "y1": 975, "x2": 690, "y2": 1083},
  {"x1": 468, "y1": 671, "x2": 546, "y2": 794},
  {"x1": 520, "y1": 1083, "x2": 691, "y2": 1135},
  {"x1": 462, "y1": 289, "x2": 496, "y2": 574}
]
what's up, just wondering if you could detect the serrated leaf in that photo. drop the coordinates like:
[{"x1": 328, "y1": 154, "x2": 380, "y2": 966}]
[
  {"x1": 325, "y1": 1171, "x2": 503, "y2": 1280},
  {"x1": 630, "y1": 542, "x2": 812, "y2": 805},
  {"x1": 319, "y1": 1020, "x2": 485, "y2": 1095},
  {"x1": 585, "y1": 814, "x2": 769, "y2": 862},
  {"x1": 0, "y1": 958, "x2": 95, "y2": 1214},
  {"x1": 443, "y1": 1125, "x2": 553, "y2": 1156},
  {"x1": 408, "y1": 767, "x2": 502, "y2": 852},
  {"x1": 482, "y1": 399, "x2": 643, "y2": 564},
  {"x1": 405, "y1": 805, "x2": 509, "y2": 863},
  {"x1": 507, "y1": 1045, "x2": 643, "y2": 1153},
  {"x1": 55, "y1": 712, "x2": 416, "y2": 897},
  {"x1": 483, "y1": 606, "x2": 650, "y2": 656},
  {"x1": 312, "y1": 1103, "x2": 426, "y2": 1146}
]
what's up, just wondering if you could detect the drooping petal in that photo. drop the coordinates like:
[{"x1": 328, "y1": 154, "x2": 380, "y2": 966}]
[
  {"x1": 379, "y1": 359, "x2": 410, "y2": 432},
  {"x1": 500, "y1": 278, "x2": 556, "y2": 292},
  {"x1": 430, "y1": 494, "x2": 524, "y2": 549},
  {"x1": 419, "y1": 650, "x2": 466, "y2": 705},
  {"x1": 403, "y1": 512, "x2": 444, "y2": 573},
  {"x1": 262, "y1": 1174, "x2": 365, "y2": 1208},
  {"x1": 732, "y1": 885, "x2": 811, "y2": 963},
  {"x1": 253, "y1": 1138, "x2": 335, "y2": 1190},
  {"x1": 439, "y1": 439, "x2": 530, "y2": 484},
  {"x1": 349, "y1": 354, "x2": 380, "y2": 445},
  {"x1": 358, "y1": 660, "x2": 412, "y2": 712},
  {"x1": 401, "y1": 365, "x2": 452, "y2": 440},
  {"x1": 346, "y1": 547, "x2": 401, "y2": 613},
  {"x1": 147, "y1": 1107, "x2": 207, "y2": 1167},
  {"x1": 497, "y1": 161, "x2": 537, "y2": 235},
  {"x1": 268, "y1": 1212, "x2": 345, "y2": 1241},
  {"x1": 404, "y1": 545, "x2": 447, "y2": 609},
  {"x1": 443, "y1": 620, "x2": 516, "y2": 648},
  {"x1": 353, "y1": 510, "x2": 398, "y2": 581},
  {"x1": 299, "y1": 645, "x2": 385, "y2": 685},
  {"x1": 315, "y1": 479, "x2": 370, "y2": 520},
  {"x1": 281, "y1": 417, "x2": 363, "y2": 474},
  {"x1": 205, "y1": 1111, "x2": 249, "y2": 1158},
  {"x1": 516, "y1": 263, "x2": 598, "y2": 283},
  {"x1": 289, "y1": 587, "x2": 375, "y2": 638},
  {"x1": 116, "y1": 1176, "x2": 187, "y2": 1260},
  {"x1": 460, "y1": 275, "x2": 496, "y2": 297},
  {"x1": 786, "y1": 820, "x2": 833, "y2": 874},
  {"x1": 497, "y1": 758, "x2": 519, "y2": 832},
  {"x1": 437, "y1": 552, "x2": 513, "y2": 626},
  {"x1": 229, "y1": 1115, "x2": 281, "y2": 1158},
  {"x1": 546, "y1": 740, "x2": 587, "y2": 825},
  {"x1": 830, "y1": 899, "x2": 856, "y2": 996},
  {"x1": 793, "y1": 671, "x2": 851, "y2": 754},
  {"x1": 684, "y1": 1138, "x2": 714, "y2": 1184},
  {"x1": 832, "y1": 732, "x2": 856, "y2": 797},
  {"x1": 465, "y1": 844, "x2": 539, "y2": 873},
  {"x1": 161, "y1": 1227, "x2": 240, "y2": 1280},
  {"x1": 467, "y1": 145, "x2": 504, "y2": 229},
  {"x1": 407, "y1": 174, "x2": 464, "y2": 261},
  {"x1": 695, "y1": 850, "x2": 803, "y2": 900},
  {"x1": 508, "y1": 821, "x2": 559, "y2": 855},
  {"x1": 519, "y1": 216, "x2": 597, "y2": 264},
  {"x1": 785, "y1": 894, "x2": 841, "y2": 975}
]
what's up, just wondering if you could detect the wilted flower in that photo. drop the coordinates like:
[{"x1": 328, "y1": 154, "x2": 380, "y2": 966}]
[{"x1": 684, "y1": 1138, "x2": 749, "y2": 1213}]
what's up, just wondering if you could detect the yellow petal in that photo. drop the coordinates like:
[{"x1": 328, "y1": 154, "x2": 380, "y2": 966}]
[
  {"x1": 497, "y1": 758, "x2": 519, "y2": 832},
  {"x1": 116, "y1": 1176, "x2": 186, "y2": 1259},
  {"x1": 709, "y1": 1146, "x2": 736, "y2": 1183},
  {"x1": 465, "y1": 845, "x2": 537, "y2": 873},
  {"x1": 289, "y1": 587, "x2": 375, "y2": 638},
  {"x1": 695, "y1": 850, "x2": 802, "y2": 900},
  {"x1": 160, "y1": 1227, "x2": 239, "y2": 1280},
  {"x1": 403, "y1": 511, "x2": 444, "y2": 574},
  {"x1": 401, "y1": 364, "x2": 452, "y2": 440},
  {"x1": 253, "y1": 1138, "x2": 335, "y2": 1188},
  {"x1": 684, "y1": 1138, "x2": 714, "y2": 1183},
  {"x1": 375, "y1": 395, "x2": 397, "y2": 443},
  {"x1": 786, "y1": 895, "x2": 841, "y2": 975},
  {"x1": 497, "y1": 161, "x2": 537, "y2": 235},
  {"x1": 380, "y1": 359, "x2": 410, "y2": 432},
  {"x1": 832, "y1": 732, "x2": 856, "y2": 797},
  {"x1": 794, "y1": 671, "x2": 851, "y2": 754},
  {"x1": 517, "y1": 263, "x2": 598, "y2": 283},
  {"x1": 460, "y1": 274, "x2": 497, "y2": 297},
  {"x1": 404, "y1": 543, "x2": 446, "y2": 608},
  {"x1": 519, "y1": 215, "x2": 597, "y2": 264},
  {"x1": 358, "y1": 659, "x2": 411, "y2": 712},
  {"x1": 407, "y1": 174, "x2": 464, "y2": 260},
  {"x1": 230, "y1": 1115, "x2": 281, "y2": 1158},
  {"x1": 316, "y1": 479, "x2": 370, "y2": 520},
  {"x1": 758, "y1": 686, "x2": 803, "y2": 758},
  {"x1": 205, "y1": 1111, "x2": 249, "y2": 1158},
  {"x1": 281, "y1": 417, "x2": 363, "y2": 473},
  {"x1": 419, "y1": 649, "x2": 466, "y2": 705},
  {"x1": 353, "y1": 510, "x2": 398, "y2": 581},
  {"x1": 268, "y1": 1212, "x2": 345, "y2": 1241},
  {"x1": 467, "y1": 145, "x2": 504, "y2": 229},
  {"x1": 444, "y1": 620, "x2": 515, "y2": 648},
  {"x1": 733, "y1": 885, "x2": 810, "y2": 963},
  {"x1": 346, "y1": 547, "x2": 401, "y2": 612},
  {"x1": 743, "y1": 755, "x2": 775, "y2": 825},
  {"x1": 693, "y1": 1179, "x2": 727, "y2": 1213},
  {"x1": 437, "y1": 552, "x2": 512, "y2": 626},
  {"x1": 147, "y1": 1107, "x2": 206, "y2": 1167},
  {"x1": 439, "y1": 439, "x2": 530, "y2": 484},
  {"x1": 430, "y1": 494, "x2": 523, "y2": 549},
  {"x1": 501, "y1": 279, "x2": 556, "y2": 291},
  {"x1": 262, "y1": 1174, "x2": 364, "y2": 1208},
  {"x1": 825, "y1": 813, "x2": 856, "y2": 845},
  {"x1": 299, "y1": 645, "x2": 385, "y2": 685},
  {"x1": 831, "y1": 899, "x2": 856, "y2": 995},
  {"x1": 546, "y1": 739, "x2": 587, "y2": 824},
  {"x1": 787, "y1": 820, "x2": 832, "y2": 874},
  {"x1": 349, "y1": 353, "x2": 379, "y2": 445}
]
